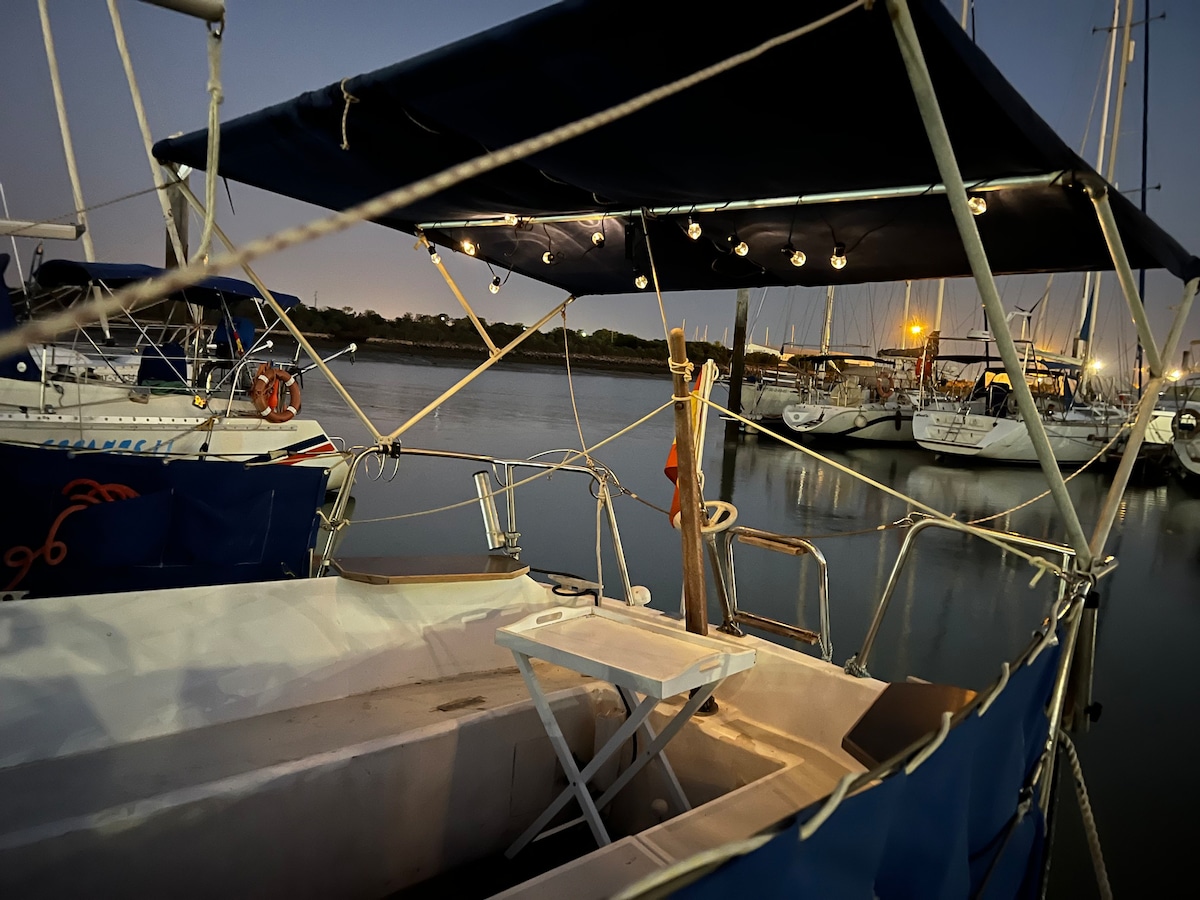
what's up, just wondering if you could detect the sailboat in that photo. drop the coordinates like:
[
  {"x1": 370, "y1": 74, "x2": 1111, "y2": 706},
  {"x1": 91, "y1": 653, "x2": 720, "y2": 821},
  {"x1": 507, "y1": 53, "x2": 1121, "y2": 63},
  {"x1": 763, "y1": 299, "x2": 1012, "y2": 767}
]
[{"x1": 2, "y1": 0, "x2": 1197, "y2": 897}]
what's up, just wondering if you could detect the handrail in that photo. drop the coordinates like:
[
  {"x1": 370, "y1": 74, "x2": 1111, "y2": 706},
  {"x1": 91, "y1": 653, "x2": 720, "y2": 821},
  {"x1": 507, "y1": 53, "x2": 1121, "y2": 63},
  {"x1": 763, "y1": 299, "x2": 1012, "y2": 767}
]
[
  {"x1": 844, "y1": 517, "x2": 1075, "y2": 678},
  {"x1": 710, "y1": 525, "x2": 832, "y2": 661},
  {"x1": 316, "y1": 444, "x2": 637, "y2": 604}
]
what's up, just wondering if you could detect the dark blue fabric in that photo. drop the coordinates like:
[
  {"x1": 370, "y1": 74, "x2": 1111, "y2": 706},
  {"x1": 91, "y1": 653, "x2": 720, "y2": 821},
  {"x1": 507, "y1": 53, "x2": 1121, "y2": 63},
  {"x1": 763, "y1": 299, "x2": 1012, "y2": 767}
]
[
  {"x1": 136, "y1": 341, "x2": 188, "y2": 385},
  {"x1": 0, "y1": 254, "x2": 41, "y2": 382},
  {"x1": 676, "y1": 771, "x2": 908, "y2": 900},
  {"x1": 673, "y1": 639, "x2": 1062, "y2": 899},
  {"x1": 32, "y1": 259, "x2": 300, "y2": 310},
  {"x1": 213, "y1": 315, "x2": 256, "y2": 356},
  {"x1": 0, "y1": 443, "x2": 327, "y2": 598},
  {"x1": 152, "y1": 0, "x2": 1199, "y2": 293}
]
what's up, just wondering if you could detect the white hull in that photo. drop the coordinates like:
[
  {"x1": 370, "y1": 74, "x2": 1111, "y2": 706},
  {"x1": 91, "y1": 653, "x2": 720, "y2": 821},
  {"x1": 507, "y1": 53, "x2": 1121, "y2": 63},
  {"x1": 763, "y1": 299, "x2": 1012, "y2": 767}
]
[
  {"x1": 1175, "y1": 436, "x2": 1200, "y2": 478},
  {"x1": 737, "y1": 380, "x2": 796, "y2": 421},
  {"x1": 914, "y1": 408, "x2": 1125, "y2": 463},
  {"x1": 0, "y1": 376, "x2": 347, "y2": 489},
  {"x1": 782, "y1": 403, "x2": 914, "y2": 442},
  {"x1": 0, "y1": 574, "x2": 880, "y2": 898}
]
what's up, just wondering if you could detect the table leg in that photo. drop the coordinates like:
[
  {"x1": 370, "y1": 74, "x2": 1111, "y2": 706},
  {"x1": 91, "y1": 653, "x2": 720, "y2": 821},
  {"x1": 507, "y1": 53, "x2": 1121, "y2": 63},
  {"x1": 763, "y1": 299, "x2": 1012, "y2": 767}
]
[
  {"x1": 592, "y1": 681, "x2": 720, "y2": 817},
  {"x1": 506, "y1": 652, "x2": 660, "y2": 858},
  {"x1": 617, "y1": 686, "x2": 691, "y2": 815}
]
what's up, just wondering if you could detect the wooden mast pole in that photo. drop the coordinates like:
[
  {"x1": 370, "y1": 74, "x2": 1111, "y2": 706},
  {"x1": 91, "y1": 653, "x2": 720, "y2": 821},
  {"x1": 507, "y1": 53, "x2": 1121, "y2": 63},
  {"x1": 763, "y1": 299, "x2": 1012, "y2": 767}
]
[{"x1": 668, "y1": 327, "x2": 708, "y2": 635}]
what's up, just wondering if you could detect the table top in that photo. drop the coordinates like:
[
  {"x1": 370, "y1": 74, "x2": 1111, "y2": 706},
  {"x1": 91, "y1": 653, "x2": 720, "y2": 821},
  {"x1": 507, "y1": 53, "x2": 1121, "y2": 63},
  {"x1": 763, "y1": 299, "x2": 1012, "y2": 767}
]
[{"x1": 496, "y1": 606, "x2": 756, "y2": 698}]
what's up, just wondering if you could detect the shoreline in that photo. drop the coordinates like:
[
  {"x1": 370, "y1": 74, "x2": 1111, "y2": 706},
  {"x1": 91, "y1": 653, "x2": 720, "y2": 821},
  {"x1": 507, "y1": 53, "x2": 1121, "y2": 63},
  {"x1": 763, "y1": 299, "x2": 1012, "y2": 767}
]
[{"x1": 283, "y1": 335, "x2": 680, "y2": 377}]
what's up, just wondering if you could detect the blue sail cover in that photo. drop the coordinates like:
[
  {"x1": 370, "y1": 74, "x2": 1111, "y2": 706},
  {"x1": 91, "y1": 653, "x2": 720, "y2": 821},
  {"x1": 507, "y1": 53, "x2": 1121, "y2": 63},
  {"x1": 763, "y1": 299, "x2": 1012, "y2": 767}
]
[
  {"x1": 152, "y1": 0, "x2": 1199, "y2": 296},
  {"x1": 672, "y1": 640, "x2": 1062, "y2": 900},
  {"x1": 32, "y1": 259, "x2": 301, "y2": 310},
  {"x1": 0, "y1": 255, "x2": 41, "y2": 382},
  {"x1": 0, "y1": 444, "x2": 327, "y2": 598}
]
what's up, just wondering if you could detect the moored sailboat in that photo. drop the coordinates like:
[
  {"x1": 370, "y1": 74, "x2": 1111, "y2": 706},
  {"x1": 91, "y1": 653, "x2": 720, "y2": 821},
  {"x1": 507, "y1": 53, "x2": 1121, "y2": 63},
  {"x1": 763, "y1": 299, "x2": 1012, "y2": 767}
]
[{"x1": 1, "y1": 1, "x2": 1197, "y2": 897}]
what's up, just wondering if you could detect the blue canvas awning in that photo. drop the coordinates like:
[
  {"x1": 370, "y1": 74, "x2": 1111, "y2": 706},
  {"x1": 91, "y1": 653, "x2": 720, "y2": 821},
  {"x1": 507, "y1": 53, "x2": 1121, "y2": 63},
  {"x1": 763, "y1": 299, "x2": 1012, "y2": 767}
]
[
  {"x1": 32, "y1": 259, "x2": 301, "y2": 310},
  {"x1": 152, "y1": 0, "x2": 1199, "y2": 297}
]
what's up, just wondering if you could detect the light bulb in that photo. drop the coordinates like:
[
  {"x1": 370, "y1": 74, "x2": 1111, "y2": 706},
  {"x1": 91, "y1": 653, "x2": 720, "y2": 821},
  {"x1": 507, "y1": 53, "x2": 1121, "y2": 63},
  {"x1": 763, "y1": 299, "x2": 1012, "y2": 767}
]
[
  {"x1": 830, "y1": 243, "x2": 847, "y2": 270},
  {"x1": 634, "y1": 273, "x2": 649, "y2": 290},
  {"x1": 687, "y1": 218, "x2": 701, "y2": 240},
  {"x1": 542, "y1": 250, "x2": 555, "y2": 265},
  {"x1": 784, "y1": 244, "x2": 806, "y2": 267},
  {"x1": 910, "y1": 324, "x2": 922, "y2": 335},
  {"x1": 503, "y1": 214, "x2": 519, "y2": 226},
  {"x1": 968, "y1": 196, "x2": 987, "y2": 216},
  {"x1": 489, "y1": 276, "x2": 501, "y2": 294},
  {"x1": 591, "y1": 231, "x2": 605, "y2": 247},
  {"x1": 461, "y1": 240, "x2": 477, "y2": 256},
  {"x1": 428, "y1": 248, "x2": 441, "y2": 265},
  {"x1": 733, "y1": 240, "x2": 749, "y2": 257}
]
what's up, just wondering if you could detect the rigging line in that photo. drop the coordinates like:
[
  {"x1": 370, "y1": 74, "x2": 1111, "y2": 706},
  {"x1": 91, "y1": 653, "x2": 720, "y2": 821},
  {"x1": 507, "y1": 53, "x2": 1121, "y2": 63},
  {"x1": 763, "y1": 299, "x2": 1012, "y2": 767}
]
[
  {"x1": 697, "y1": 394, "x2": 1069, "y2": 580},
  {"x1": 191, "y1": 19, "x2": 224, "y2": 264},
  {"x1": 965, "y1": 424, "x2": 1129, "y2": 526},
  {"x1": 638, "y1": 210, "x2": 671, "y2": 343},
  {"x1": 106, "y1": 0, "x2": 186, "y2": 266},
  {"x1": 0, "y1": 184, "x2": 166, "y2": 235},
  {"x1": 350, "y1": 400, "x2": 676, "y2": 524},
  {"x1": 1, "y1": 0, "x2": 869, "y2": 357},
  {"x1": 561, "y1": 308, "x2": 594, "y2": 466}
]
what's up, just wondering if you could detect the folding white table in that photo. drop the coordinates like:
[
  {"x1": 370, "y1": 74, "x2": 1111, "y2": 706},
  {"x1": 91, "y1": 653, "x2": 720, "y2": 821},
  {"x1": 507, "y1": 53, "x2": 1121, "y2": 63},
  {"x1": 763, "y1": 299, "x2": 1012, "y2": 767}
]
[{"x1": 496, "y1": 605, "x2": 756, "y2": 857}]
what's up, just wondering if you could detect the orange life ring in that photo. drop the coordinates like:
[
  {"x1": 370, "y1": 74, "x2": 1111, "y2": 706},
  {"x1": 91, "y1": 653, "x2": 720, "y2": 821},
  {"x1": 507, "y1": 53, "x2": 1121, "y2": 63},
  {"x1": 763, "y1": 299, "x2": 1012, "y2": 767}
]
[
  {"x1": 875, "y1": 372, "x2": 895, "y2": 399},
  {"x1": 250, "y1": 363, "x2": 301, "y2": 423},
  {"x1": 1172, "y1": 406, "x2": 1199, "y2": 439}
]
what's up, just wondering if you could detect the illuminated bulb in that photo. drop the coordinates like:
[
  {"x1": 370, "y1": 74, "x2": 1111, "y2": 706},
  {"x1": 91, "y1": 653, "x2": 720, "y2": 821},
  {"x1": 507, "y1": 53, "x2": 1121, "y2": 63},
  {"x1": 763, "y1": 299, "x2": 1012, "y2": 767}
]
[
  {"x1": 1089, "y1": 359, "x2": 1104, "y2": 372},
  {"x1": 1169, "y1": 369, "x2": 1182, "y2": 381},
  {"x1": 428, "y1": 247, "x2": 441, "y2": 265},
  {"x1": 542, "y1": 250, "x2": 555, "y2": 265},
  {"x1": 784, "y1": 244, "x2": 806, "y2": 267},
  {"x1": 687, "y1": 218, "x2": 702, "y2": 240},
  {"x1": 591, "y1": 231, "x2": 605, "y2": 247},
  {"x1": 634, "y1": 273, "x2": 649, "y2": 290},
  {"x1": 910, "y1": 324, "x2": 922, "y2": 336},
  {"x1": 733, "y1": 240, "x2": 749, "y2": 257},
  {"x1": 968, "y1": 196, "x2": 987, "y2": 216},
  {"x1": 489, "y1": 276, "x2": 501, "y2": 294},
  {"x1": 830, "y1": 243, "x2": 847, "y2": 270},
  {"x1": 461, "y1": 240, "x2": 477, "y2": 256},
  {"x1": 503, "y1": 214, "x2": 519, "y2": 226}
]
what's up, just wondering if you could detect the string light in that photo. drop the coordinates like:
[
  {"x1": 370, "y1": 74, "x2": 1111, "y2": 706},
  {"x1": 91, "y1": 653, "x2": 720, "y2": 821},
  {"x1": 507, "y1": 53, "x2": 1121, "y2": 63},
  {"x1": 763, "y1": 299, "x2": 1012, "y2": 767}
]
[
  {"x1": 591, "y1": 231, "x2": 605, "y2": 247},
  {"x1": 732, "y1": 239, "x2": 749, "y2": 257},
  {"x1": 489, "y1": 276, "x2": 502, "y2": 294},
  {"x1": 427, "y1": 246, "x2": 441, "y2": 265},
  {"x1": 461, "y1": 240, "x2": 477, "y2": 256},
  {"x1": 830, "y1": 242, "x2": 847, "y2": 270},
  {"x1": 503, "y1": 214, "x2": 519, "y2": 226},
  {"x1": 687, "y1": 217, "x2": 702, "y2": 240},
  {"x1": 968, "y1": 196, "x2": 987, "y2": 216},
  {"x1": 542, "y1": 250, "x2": 555, "y2": 265},
  {"x1": 783, "y1": 243, "x2": 807, "y2": 267},
  {"x1": 634, "y1": 271, "x2": 649, "y2": 290}
]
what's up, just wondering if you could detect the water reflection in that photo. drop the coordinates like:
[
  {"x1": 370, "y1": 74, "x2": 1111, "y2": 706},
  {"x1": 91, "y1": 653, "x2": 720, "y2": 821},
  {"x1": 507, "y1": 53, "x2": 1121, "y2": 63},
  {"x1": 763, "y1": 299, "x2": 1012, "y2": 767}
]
[{"x1": 307, "y1": 359, "x2": 1197, "y2": 892}]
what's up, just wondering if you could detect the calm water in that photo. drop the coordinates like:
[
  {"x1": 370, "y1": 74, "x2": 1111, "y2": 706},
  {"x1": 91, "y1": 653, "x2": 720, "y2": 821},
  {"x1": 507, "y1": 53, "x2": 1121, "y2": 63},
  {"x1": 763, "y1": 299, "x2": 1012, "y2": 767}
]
[{"x1": 305, "y1": 355, "x2": 1200, "y2": 897}]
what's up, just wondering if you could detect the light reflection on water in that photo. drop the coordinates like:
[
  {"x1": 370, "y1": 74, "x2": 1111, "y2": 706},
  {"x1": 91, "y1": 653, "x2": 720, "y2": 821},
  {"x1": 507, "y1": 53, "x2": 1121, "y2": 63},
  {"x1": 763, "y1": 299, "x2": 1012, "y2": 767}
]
[{"x1": 306, "y1": 356, "x2": 1200, "y2": 895}]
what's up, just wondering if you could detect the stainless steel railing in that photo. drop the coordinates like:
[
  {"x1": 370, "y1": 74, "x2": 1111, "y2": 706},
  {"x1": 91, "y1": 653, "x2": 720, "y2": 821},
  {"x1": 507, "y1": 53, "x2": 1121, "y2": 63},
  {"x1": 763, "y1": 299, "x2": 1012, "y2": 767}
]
[
  {"x1": 843, "y1": 517, "x2": 1075, "y2": 678},
  {"x1": 709, "y1": 525, "x2": 833, "y2": 662}
]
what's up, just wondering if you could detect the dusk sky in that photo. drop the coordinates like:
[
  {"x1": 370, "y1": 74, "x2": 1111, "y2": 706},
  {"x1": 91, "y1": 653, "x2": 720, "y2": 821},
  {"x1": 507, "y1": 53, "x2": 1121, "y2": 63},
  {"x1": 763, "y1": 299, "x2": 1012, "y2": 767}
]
[{"x1": 2, "y1": 0, "x2": 1197, "y2": 377}]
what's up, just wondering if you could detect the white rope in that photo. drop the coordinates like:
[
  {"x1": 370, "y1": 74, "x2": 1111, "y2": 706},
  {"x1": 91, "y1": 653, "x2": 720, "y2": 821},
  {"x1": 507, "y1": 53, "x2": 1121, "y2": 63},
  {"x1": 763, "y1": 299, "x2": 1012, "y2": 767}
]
[
  {"x1": 639, "y1": 209, "x2": 672, "y2": 344},
  {"x1": 1059, "y1": 732, "x2": 1113, "y2": 900},
  {"x1": 340, "y1": 78, "x2": 359, "y2": 150},
  {"x1": 0, "y1": 0, "x2": 869, "y2": 358},
  {"x1": 697, "y1": 395, "x2": 1071, "y2": 583},
  {"x1": 559, "y1": 309, "x2": 605, "y2": 589},
  {"x1": 191, "y1": 19, "x2": 224, "y2": 264},
  {"x1": 107, "y1": 0, "x2": 187, "y2": 265},
  {"x1": 966, "y1": 424, "x2": 1130, "y2": 527}
]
